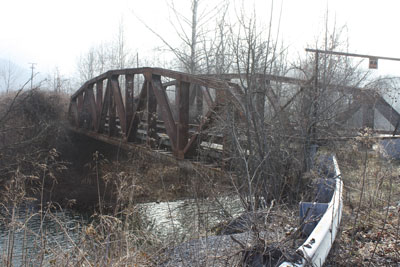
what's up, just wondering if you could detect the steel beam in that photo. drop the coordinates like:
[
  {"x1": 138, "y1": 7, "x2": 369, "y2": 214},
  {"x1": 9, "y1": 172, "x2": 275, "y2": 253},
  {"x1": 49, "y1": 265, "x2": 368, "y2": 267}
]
[
  {"x1": 82, "y1": 90, "x2": 92, "y2": 129},
  {"x1": 96, "y1": 80, "x2": 103, "y2": 114},
  {"x1": 149, "y1": 74, "x2": 177, "y2": 151},
  {"x1": 184, "y1": 102, "x2": 219, "y2": 155},
  {"x1": 196, "y1": 85, "x2": 203, "y2": 116},
  {"x1": 98, "y1": 80, "x2": 111, "y2": 133},
  {"x1": 85, "y1": 85, "x2": 98, "y2": 130},
  {"x1": 147, "y1": 80, "x2": 158, "y2": 147},
  {"x1": 106, "y1": 79, "x2": 117, "y2": 136},
  {"x1": 69, "y1": 100, "x2": 79, "y2": 126},
  {"x1": 201, "y1": 86, "x2": 213, "y2": 107},
  {"x1": 176, "y1": 80, "x2": 190, "y2": 158},
  {"x1": 374, "y1": 95, "x2": 400, "y2": 127},
  {"x1": 110, "y1": 75, "x2": 126, "y2": 134},
  {"x1": 71, "y1": 67, "x2": 232, "y2": 99},
  {"x1": 125, "y1": 74, "x2": 134, "y2": 130},
  {"x1": 335, "y1": 101, "x2": 362, "y2": 125},
  {"x1": 77, "y1": 93, "x2": 84, "y2": 127},
  {"x1": 362, "y1": 102, "x2": 375, "y2": 129},
  {"x1": 127, "y1": 80, "x2": 147, "y2": 142}
]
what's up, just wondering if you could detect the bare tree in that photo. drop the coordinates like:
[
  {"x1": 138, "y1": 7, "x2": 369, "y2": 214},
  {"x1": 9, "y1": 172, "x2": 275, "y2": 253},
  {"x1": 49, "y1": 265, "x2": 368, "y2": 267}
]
[
  {"x1": 215, "y1": 1, "x2": 290, "y2": 211},
  {"x1": 42, "y1": 67, "x2": 71, "y2": 93},
  {"x1": 115, "y1": 19, "x2": 128, "y2": 69},
  {"x1": 0, "y1": 60, "x2": 21, "y2": 93},
  {"x1": 77, "y1": 47, "x2": 97, "y2": 82},
  {"x1": 212, "y1": 3, "x2": 390, "y2": 212},
  {"x1": 76, "y1": 20, "x2": 134, "y2": 84},
  {"x1": 136, "y1": 0, "x2": 228, "y2": 74}
]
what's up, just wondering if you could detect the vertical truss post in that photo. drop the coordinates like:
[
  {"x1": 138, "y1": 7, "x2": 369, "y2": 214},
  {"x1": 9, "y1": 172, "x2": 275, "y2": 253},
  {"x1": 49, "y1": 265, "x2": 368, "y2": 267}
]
[
  {"x1": 96, "y1": 80, "x2": 103, "y2": 114},
  {"x1": 110, "y1": 75, "x2": 126, "y2": 134},
  {"x1": 98, "y1": 80, "x2": 111, "y2": 134},
  {"x1": 176, "y1": 80, "x2": 190, "y2": 159},
  {"x1": 107, "y1": 78, "x2": 117, "y2": 136},
  {"x1": 256, "y1": 79, "x2": 267, "y2": 122},
  {"x1": 149, "y1": 74, "x2": 177, "y2": 151},
  {"x1": 86, "y1": 85, "x2": 98, "y2": 130},
  {"x1": 69, "y1": 100, "x2": 79, "y2": 126},
  {"x1": 362, "y1": 96, "x2": 375, "y2": 129},
  {"x1": 82, "y1": 90, "x2": 92, "y2": 129},
  {"x1": 127, "y1": 80, "x2": 147, "y2": 142},
  {"x1": 125, "y1": 74, "x2": 134, "y2": 134},
  {"x1": 215, "y1": 88, "x2": 226, "y2": 105},
  {"x1": 77, "y1": 93, "x2": 84, "y2": 127},
  {"x1": 196, "y1": 85, "x2": 203, "y2": 118},
  {"x1": 201, "y1": 86, "x2": 213, "y2": 107},
  {"x1": 147, "y1": 79, "x2": 158, "y2": 147}
]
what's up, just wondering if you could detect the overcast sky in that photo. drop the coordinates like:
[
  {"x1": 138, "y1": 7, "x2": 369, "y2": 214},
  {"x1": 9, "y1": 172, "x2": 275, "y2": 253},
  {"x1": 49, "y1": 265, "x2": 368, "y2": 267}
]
[{"x1": 1, "y1": 0, "x2": 400, "y2": 81}]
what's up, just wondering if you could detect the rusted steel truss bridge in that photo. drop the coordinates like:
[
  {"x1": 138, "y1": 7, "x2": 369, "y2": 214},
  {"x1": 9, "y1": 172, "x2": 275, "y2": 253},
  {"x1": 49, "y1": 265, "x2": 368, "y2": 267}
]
[{"x1": 68, "y1": 67, "x2": 400, "y2": 164}]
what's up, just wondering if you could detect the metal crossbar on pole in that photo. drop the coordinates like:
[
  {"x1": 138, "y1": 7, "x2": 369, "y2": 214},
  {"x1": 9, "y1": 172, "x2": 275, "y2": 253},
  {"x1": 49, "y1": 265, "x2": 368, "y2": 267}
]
[
  {"x1": 305, "y1": 48, "x2": 400, "y2": 62},
  {"x1": 28, "y1": 63, "x2": 36, "y2": 89},
  {"x1": 306, "y1": 48, "x2": 400, "y2": 136}
]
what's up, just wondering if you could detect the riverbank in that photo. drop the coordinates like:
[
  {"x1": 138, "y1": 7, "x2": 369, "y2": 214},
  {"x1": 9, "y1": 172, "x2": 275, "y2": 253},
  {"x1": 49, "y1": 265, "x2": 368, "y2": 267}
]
[
  {"x1": 45, "y1": 131, "x2": 236, "y2": 212},
  {"x1": 1, "y1": 90, "x2": 399, "y2": 266},
  {"x1": 0, "y1": 90, "x2": 233, "y2": 212}
]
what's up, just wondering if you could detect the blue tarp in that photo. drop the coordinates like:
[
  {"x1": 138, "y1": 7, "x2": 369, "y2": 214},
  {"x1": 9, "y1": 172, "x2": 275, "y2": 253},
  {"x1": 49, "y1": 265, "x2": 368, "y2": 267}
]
[{"x1": 380, "y1": 139, "x2": 400, "y2": 159}]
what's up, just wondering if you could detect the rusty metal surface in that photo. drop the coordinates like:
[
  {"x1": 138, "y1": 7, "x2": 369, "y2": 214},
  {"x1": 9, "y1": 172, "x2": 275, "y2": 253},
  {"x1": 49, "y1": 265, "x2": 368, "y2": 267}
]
[
  {"x1": 147, "y1": 78, "x2": 158, "y2": 147},
  {"x1": 69, "y1": 67, "x2": 238, "y2": 159},
  {"x1": 69, "y1": 67, "x2": 399, "y2": 161},
  {"x1": 150, "y1": 74, "x2": 177, "y2": 150},
  {"x1": 176, "y1": 81, "x2": 190, "y2": 159},
  {"x1": 111, "y1": 75, "x2": 127, "y2": 134},
  {"x1": 127, "y1": 81, "x2": 147, "y2": 142},
  {"x1": 71, "y1": 68, "x2": 233, "y2": 99},
  {"x1": 67, "y1": 126, "x2": 225, "y2": 175},
  {"x1": 125, "y1": 74, "x2": 134, "y2": 126}
]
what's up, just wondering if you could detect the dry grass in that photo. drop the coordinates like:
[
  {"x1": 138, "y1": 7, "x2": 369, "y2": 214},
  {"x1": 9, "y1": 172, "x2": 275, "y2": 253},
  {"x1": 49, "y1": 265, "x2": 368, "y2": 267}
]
[
  {"x1": 328, "y1": 139, "x2": 400, "y2": 266},
  {"x1": 0, "y1": 87, "x2": 245, "y2": 266},
  {"x1": 8, "y1": 89, "x2": 399, "y2": 266}
]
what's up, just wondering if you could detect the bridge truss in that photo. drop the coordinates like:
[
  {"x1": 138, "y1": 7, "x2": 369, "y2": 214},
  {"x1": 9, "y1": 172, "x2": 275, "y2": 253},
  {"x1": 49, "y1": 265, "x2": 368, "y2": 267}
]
[
  {"x1": 68, "y1": 68, "x2": 244, "y2": 160},
  {"x1": 68, "y1": 67, "x2": 400, "y2": 163}
]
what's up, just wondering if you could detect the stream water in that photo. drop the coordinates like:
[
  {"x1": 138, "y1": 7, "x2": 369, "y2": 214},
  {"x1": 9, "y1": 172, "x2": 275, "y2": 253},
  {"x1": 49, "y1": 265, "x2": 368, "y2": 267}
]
[
  {"x1": 139, "y1": 196, "x2": 244, "y2": 239},
  {"x1": 0, "y1": 205, "x2": 84, "y2": 266},
  {"x1": 0, "y1": 196, "x2": 244, "y2": 265}
]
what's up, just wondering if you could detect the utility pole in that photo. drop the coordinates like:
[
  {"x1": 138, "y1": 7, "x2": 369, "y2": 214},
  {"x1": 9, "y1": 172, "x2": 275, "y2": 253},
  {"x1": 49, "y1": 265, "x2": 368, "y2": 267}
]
[
  {"x1": 28, "y1": 63, "x2": 36, "y2": 89},
  {"x1": 136, "y1": 52, "x2": 139, "y2": 94},
  {"x1": 312, "y1": 50, "x2": 319, "y2": 143}
]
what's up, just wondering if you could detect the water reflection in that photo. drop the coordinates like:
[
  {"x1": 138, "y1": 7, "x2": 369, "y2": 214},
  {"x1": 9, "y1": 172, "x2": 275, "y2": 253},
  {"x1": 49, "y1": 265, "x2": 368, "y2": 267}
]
[
  {"x1": 138, "y1": 196, "x2": 244, "y2": 240},
  {"x1": 0, "y1": 196, "x2": 244, "y2": 264},
  {"x1": 0, "y1": 205, "x2": 85, "y2": 266}
]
